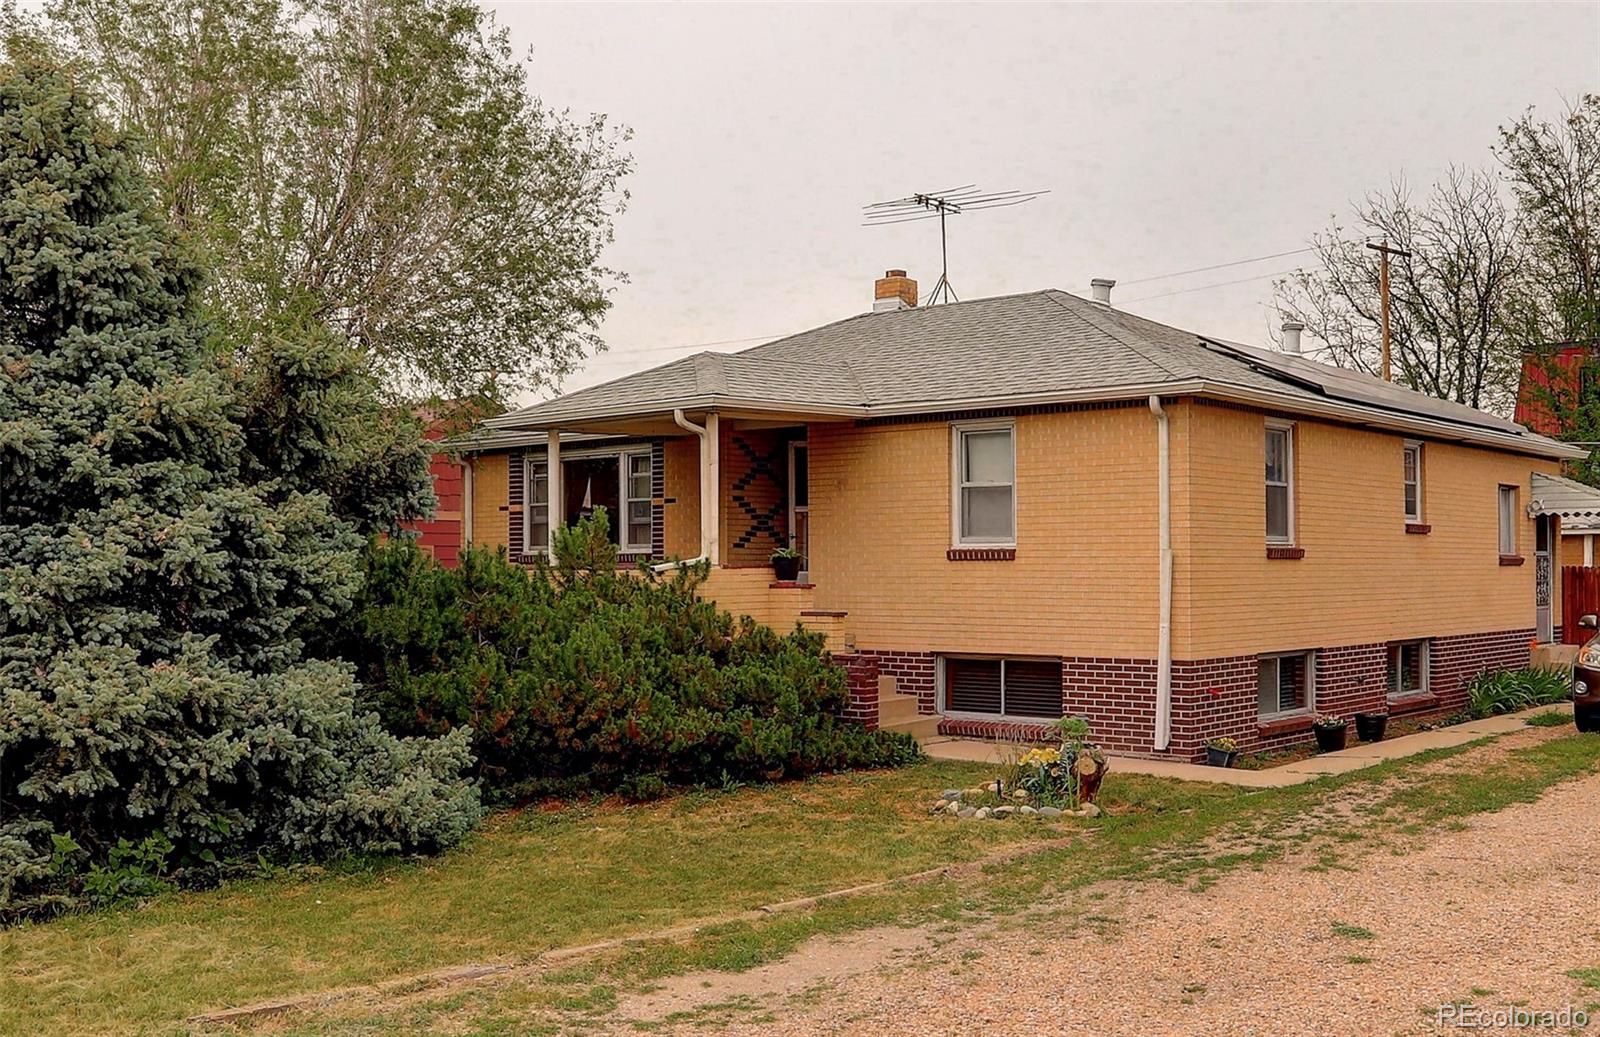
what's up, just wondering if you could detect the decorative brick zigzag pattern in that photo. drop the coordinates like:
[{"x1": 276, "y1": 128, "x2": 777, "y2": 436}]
[{"x1": 729, "y1": 435, "x2": 787, "y2": 550}]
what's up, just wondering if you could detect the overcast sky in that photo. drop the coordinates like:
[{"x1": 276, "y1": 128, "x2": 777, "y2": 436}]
[{"x1": 491, "y1": 1, "x2": 1600, "y2": 400}]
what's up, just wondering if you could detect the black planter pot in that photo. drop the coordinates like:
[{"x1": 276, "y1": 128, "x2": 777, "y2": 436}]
[
  {"x1": 1313, "y1": 723, "x2": 1348, "y2": 753},
  {"x1": 1354, "y1": 712, "x2": 1388, "y2": 743},
  {"x1": 771, "y1": 556, "x2": 803, "y2": 582},
  {"x1": 1204, "y1": 746, "x2": 1239, "y2": 768}
]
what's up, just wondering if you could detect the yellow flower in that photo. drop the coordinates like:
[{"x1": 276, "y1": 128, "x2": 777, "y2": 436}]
[{"x1": 1019, "y1": 747, "x2": 1060, "y2": 767}]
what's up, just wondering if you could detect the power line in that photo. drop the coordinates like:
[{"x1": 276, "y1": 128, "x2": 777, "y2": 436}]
[
  {"x1": 1120, "y1": 267, "x2": 1305, "y2": 305},
  {"x1": 1106, "y1": 246, "x2": 1319, "y2": 287}
]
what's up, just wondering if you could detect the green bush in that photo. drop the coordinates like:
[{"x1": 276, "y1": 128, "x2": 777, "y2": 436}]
[
  {"x1": 0, "y1": 55, "x2": 479, "y2": 921},
  {"x1": 343, "y1": 512, "x2": 922, "y2": 799},
  {"x1": 1465, "y1": 666, "x2": 1573, "y2": 719}
]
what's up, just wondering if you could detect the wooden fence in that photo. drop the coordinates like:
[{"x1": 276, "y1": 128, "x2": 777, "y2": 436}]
[{"x1": 1562, "y1": 565, "x2": 1600, "y2": 644}]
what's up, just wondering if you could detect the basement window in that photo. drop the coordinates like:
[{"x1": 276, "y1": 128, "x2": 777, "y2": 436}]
[
  {"x1": 942, "y1": 657, "x2": 1062, "y2": 719},
  {"x1": 1388, "y1": 640, "x2": 1429, "y2": 700},
  {"x1": 1258, "y1": 651, "x2": 1314, "y2": 719}
]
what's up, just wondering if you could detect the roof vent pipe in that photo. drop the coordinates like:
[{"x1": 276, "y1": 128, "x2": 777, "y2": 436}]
[
  {"x1": 1090, "y1": 278, "x2": 1115, "y2": 306},
  {"x1": 1281, "y1": 320, "x2": 1304, "y2": 355}
]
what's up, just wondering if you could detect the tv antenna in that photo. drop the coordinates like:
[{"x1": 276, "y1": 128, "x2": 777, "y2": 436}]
[{"x1": 863, "y1": 185, "x2": 1048, "y2": 305}]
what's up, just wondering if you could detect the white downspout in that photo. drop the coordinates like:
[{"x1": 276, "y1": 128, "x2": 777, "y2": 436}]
[
  {"x1": 652, "y1": 409, "x2": 714, "y2": 572},
  {"x1": 1148, "y1": 395, "x2": 1173, "y2": 752}
]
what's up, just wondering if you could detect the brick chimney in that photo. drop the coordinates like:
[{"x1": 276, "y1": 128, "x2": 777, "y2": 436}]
[{"x1": 873, "y1": 269, "x2": 917, "y2": 312}]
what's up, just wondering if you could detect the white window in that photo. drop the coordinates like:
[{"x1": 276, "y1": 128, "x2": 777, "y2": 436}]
[
  {"x1": 1265, "y1": 423, "x2": 1294, "y2": 544},
  {"x1": 952, "y1": 421, "x2": 1015, "y2": 546},
  {"x1": 1389, "y1": 640, "x2": 1429, "y2": 699},
  {"x1": 1402, "y1": 441, "x2": 1423, "y2": 523},
  {"x1": 623, "y1": 450, "x2": 654, "y2": 552},
  {"x1": 1258, "y1": 651, "x2": 1313, "y2": 718},
  {"x1": 524, "y1": 459, "x2": 549, "y2": 552},
  {"x1": 1498, "y1": 485, "x2": 1518, "y2": 556}
]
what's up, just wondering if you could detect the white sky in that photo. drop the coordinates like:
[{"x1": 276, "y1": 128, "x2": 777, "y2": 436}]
[{"x1": 490, "y1": 1, "x2": 1600, "y2": 401}]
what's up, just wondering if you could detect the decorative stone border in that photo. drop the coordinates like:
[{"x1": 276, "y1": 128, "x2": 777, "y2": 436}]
[{"x1": 929, "y1": 785, "x2": 1101, "y2": 820}]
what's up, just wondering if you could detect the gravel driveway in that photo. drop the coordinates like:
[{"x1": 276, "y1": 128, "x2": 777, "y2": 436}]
[{"x1": 622, "y1": 727, "x2": 1600, "y2": 1036}]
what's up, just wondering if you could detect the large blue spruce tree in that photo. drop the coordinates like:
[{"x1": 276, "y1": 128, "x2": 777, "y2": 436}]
[{"x1": 0, "y1": 52, "x2": 478, "y2": 917}]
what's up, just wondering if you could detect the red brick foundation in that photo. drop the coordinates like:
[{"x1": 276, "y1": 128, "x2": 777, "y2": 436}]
[{"x1": 849, "y1": 628, "x2": 1539, "y2": 760}]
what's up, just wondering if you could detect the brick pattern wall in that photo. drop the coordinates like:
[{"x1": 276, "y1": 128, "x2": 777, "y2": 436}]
[
  {"x1": 860, "y1": 650, "x2": 937, "y2": 712},
  {"x1": 834, "y1": 652, "x2": 880, "y2": 731},
  {"x1": 1062, "y1": 657, "x2": 1159, "y2": 754},
  {"x1": 1431, "y1": 627, "x2": 1537, "y2": 713},
  {"x1": 722, "y1": 426, "x2": 791, "y2": 566}
]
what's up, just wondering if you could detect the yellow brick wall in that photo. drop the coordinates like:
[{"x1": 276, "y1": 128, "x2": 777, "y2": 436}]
[
  {"x1": 807, "y1": 405, "x2": 1162, "y2": 657},
  {"x1": 468, "y1": 453, "x2": 509, "y2": 552},
  {"x1": 1180, "y1": 402, "x2": 1561, "y2": 657}
]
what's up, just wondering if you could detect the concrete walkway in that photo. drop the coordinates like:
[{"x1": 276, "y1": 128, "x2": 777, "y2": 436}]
[{"x1": 921, "y1": 705, "x2": 1572, "y2": 787}]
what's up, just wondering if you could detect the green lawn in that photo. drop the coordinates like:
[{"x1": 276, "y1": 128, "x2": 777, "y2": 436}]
[{"x1": 6, "y1": 732, "x2": 1599, "y2": 1037}]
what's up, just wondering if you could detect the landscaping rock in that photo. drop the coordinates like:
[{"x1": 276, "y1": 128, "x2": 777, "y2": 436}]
[
  {"x1": 931, "y1": 800, "x2": 950, "y2": 814},
  {"x1": 963, "y1": 787, "x2": 985, "y2": 798},
  {"x1": 958, "y1": 807, "x2": 976, "y2": 818},
  {"x1": 993, "y1": 806, "x2": 1015, "y2": 818},
  {"x1": 1019, "y1": 805, "x2": 1037, "y2": 816},
  {"x1": 1010, "y1": 789, "x2": 1030, "y2": 800},
  {"x1": 945, "y1": 800, "x2": 961, "y2": 815},
  {"x1": 941, "y1": 789, "x2": 962, "y2": 800},
  {"x1": 1081, "y1": 802, "x2": 1102, "y2": 818},
  {"x1": 974, "y1": 807, "x2": 990, "y2": 820},
  {"x1": 1037, "y1": 806, "x2": 1063, "y2": 818}
]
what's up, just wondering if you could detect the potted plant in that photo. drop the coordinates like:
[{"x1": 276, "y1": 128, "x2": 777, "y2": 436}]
[
  {"x1": 1354, "y1": 709, "x2": 1388, "y2": 743},
  {"x1": 1204, "y1": 736, "x2": 1240, "y2": 768},
  {"x1": 1312, "y1": 712, "x2": 1349, "y2": 753},
  {"x1": 769, "y1": 546, "x2": 803, "y2": 582}
]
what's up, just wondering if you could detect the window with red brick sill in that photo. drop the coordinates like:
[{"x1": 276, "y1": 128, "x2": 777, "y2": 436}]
[{"x1": 1258, "y1": 650, "x2": 1314, "y2": 719}]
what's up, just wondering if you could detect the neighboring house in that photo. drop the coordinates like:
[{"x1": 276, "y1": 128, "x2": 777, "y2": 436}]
[
  {"x1": 456, "y1": 271, "x2": 1584, "y2": 760},
  {"x1": 402, "y1": 413, "x2": 467, "y2": 568},
  {"x1": 1514, "y1": 341, "x2": 1600, "y2": 565}
]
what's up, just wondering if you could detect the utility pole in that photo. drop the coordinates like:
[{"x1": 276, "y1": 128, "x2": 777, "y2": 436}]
[{"x1": 1366, "y1": 239, "x2": 1412, "y2": 382}]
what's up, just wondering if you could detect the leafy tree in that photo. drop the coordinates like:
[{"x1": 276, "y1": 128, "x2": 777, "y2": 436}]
[
  {"x1": 45, "y1": 0, "x2": 632, "y2": 400},
  {"x1": 1273, "y1": 169, "x2": 1525, "y2": 413},
  {"x1": 1498, "y1": 94, "x2": 1600, "y2": 347},
  {"x1": 1501, "y1": 96, "x2": 1600, "y2": 481},
  {"x1": 0, "y1": 52, "x2": 478, "y2": 918}
]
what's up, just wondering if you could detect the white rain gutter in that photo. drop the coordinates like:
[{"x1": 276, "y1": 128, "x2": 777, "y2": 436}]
[
  {"x1": 651, "y1": 408, "x2": 717, "y2": 572},
  {"x1": 1148, "y1": 395, "x2": 1173, "y2": 752}
]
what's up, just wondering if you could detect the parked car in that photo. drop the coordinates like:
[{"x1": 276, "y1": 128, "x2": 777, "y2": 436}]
[{"x1": 1573, "y1": 614, "x2": 1600, "y2": 733}]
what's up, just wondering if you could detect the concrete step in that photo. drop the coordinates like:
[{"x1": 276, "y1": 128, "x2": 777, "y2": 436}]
[
  {"x1": 877, "y1": 693, "x2": 923, "y2": 725},
  {"x1": 878, "y1": 714, "x2": 941, "y2": 742}
]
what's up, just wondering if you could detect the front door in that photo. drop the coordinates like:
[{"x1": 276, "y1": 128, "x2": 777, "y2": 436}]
[
  {"x1": 1536, "y1": 514, "x2": 1554, "y2": 643},
  {"x1": 788, "y1": 440, "x2": 809, "y2": 580}
]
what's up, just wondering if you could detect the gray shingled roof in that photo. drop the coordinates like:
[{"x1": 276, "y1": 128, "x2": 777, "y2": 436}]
[{"x1": 486, "y1": 289, "x2": 1579, "y2": 459}]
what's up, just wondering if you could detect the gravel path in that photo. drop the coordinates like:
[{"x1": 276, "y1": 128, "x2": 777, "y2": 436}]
[{"x1": 624, "y1": 729, "x2": 1600, "y2": 1036}]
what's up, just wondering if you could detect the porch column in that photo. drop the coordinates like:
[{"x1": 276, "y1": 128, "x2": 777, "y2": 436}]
[
  {"x1": 546, "y1": 429, "x2": 562, "y2": 553},
  {"x1": 705, "y1": 411, "x2": 720, "y2": 566}
]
